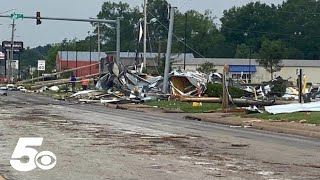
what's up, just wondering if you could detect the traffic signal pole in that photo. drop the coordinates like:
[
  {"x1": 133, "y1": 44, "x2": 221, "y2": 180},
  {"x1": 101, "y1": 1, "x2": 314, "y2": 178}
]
[
  {"x1": 0, "y1": 14, "x2": 121, "y2": 67},
  {"x1": 9, "y1": 19, "x2": 15, "y2": 83}
]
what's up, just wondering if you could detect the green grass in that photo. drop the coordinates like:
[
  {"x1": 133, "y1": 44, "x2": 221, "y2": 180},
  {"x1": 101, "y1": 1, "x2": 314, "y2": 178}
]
[
  {"x1": 145, "y1": 101, "x2": 222, "y2": 113},
  {"x1": 244, "y1": 112, "x2": 320, "y2": 125}
]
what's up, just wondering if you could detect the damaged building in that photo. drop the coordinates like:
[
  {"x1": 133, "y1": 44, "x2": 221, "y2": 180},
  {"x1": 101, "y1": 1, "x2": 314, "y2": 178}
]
[{"x1": 173, "y1": 58, "x2": 320, "y2": 84}]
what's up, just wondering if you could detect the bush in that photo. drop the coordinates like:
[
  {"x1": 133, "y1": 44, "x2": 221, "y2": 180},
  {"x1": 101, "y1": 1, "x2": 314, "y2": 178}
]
[
  {"x1": 205, "y1": 83, "x2": 245, "y2": 98},
  {"x1": 270, "y1": 83, "x2": 286, "y2": 97}
]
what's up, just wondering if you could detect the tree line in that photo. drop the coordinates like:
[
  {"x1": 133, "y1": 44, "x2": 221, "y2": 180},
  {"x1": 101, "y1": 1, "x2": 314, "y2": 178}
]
[{"x1": 18, "y1": 0, "x2": 320, "y2": 75}]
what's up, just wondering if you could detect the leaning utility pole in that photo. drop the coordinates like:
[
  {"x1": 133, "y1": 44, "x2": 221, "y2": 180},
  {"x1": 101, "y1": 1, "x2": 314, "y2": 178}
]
[
  {"x1": 9, "y1": 19, "x2": 15, "y2": 83},
  {"x1": 162, "y1": 6, "x2": 175, "y2": 94},
  {"x1": 97, "y1": 22, "x2": 101, "y2": 74},
  {"x1": 143, "y1": 0, "x2": 147, "y2": 71}
]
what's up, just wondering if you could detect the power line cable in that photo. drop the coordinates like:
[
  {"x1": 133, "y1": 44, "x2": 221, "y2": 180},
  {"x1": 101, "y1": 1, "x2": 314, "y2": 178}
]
[
  {"x1": 217, "y1": 23, "x2": 320, "y2": 39},
  {"x1": 147, "y1": 9, "x2": 206, "y2": 58},
  {"x1": 178, "y1": 0, "x2": 193, "y2": 10}
]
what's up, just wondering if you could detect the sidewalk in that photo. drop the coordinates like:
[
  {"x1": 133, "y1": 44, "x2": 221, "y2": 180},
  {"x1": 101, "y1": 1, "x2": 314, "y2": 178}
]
[{"x1": 106, "y1": 104, "x2": 320, "y2": 139}]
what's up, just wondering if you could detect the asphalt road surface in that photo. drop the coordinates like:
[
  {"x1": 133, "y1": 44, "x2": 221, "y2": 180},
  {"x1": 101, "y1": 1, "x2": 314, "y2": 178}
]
[{"x1": 0, "y1": 92, "x2": 319, "y2": 180}]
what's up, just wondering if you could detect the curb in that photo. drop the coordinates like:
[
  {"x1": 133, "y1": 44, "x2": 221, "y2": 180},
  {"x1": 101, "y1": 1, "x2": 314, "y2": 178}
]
[
  {"x1": 252, "y1": 123, "x2": 320, "y2": 139},
  {"x1": 105, "y1": 104, "x2": 184, "y2": 113},
  {"x1": 185, "y1": 115, "x2": 243, "y2": 126},
  {"x1": 86, "y1": 103, "x2": 320, "y2": 139},
  {"x1": 186, "y1": 115, "x2": 320, "y2": 139}
]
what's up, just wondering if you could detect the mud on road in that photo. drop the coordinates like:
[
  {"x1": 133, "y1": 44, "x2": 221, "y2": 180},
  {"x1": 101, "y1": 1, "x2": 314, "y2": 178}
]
[{"x1": 0, "y1": 92, "x2": 319, "y2": 180}]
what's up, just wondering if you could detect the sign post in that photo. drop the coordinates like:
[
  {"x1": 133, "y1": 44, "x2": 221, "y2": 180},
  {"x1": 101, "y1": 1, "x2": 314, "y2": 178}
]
[{"x1": 37, "y1": 60, "x2": 46, "y2": 81}]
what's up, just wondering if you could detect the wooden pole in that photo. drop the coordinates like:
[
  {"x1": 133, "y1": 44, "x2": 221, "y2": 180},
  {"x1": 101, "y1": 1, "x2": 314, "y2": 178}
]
[{"x1": 222, "y1": 64, "x2": 229, "y2": 112}]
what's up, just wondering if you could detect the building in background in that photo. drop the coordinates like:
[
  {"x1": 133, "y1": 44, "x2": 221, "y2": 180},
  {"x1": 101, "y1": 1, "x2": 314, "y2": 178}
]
[
  {"x1": 173, "y1": 58, "x2": 320, "y2": 84},
  {"x1": 56, "y1": 51, "x2": 107, "y2": 77}
]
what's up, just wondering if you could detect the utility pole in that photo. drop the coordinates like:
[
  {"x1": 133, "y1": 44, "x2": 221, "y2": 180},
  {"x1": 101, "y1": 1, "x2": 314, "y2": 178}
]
[
  {"x1": 162, "y1": 6, "x2": 175, "y2": 94},
  {"x1": 298, "y1": 69, "x2": 303, "y2": 103},
  {"x1": 88, "y1": 31, "x2": 92, "y2": 75},
  {"x1": 143, "y1": 0, "x2": 147, "y2": 71},
  {"x1": 9, "y1": 19, "x2": 15, "y2": 83},
  {"x1": 184, "y1": 13, "x2": 187, "y2": 70},
  {"x1": 249, "y1": 47, "x2": 251, "y2": 83},
  {"x1": 97, "y1": 23, "x2": 101, "y2": 74},
  {"x1": 158, "y1": 38, "x2": 161, "y2": 68},
  {"x1": 116, "y1": 17, "x2": 121, "y2": 66},
  {"x1": 222, "y1": 64, "x2": 229, "y2": 111}
]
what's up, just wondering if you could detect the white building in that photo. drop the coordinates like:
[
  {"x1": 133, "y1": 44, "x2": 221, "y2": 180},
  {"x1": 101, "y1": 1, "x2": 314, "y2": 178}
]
[{"x1": 173, "y1": 58, "x2": 320, "y2": 84}]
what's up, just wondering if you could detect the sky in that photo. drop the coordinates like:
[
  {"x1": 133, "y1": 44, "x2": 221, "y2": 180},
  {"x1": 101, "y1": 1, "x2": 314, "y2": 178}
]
[{"x1": 0, "y1": 0, "x2": 284, "y2": 48}]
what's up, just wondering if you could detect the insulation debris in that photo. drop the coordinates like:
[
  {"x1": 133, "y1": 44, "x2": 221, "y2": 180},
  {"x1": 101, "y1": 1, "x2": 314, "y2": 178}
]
[{"x1": 265, "y1": 101, "x2": 320, "y2": 114}]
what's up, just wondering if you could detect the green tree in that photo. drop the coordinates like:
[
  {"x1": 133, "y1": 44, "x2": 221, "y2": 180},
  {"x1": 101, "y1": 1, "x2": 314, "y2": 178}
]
[
  {"x1": 235, "y1": 43, "x2": 250, "y2": 58},
  {"x1": 196, "y1": 62, "x2": 216, "y2": 74},
  {"x1": 276, "y1": 0, "x2": 320, "y2": 59},
  {"x1": 257, "y1": 39, "x2": 285, "y2": 80},
  {"x1": 221, "y1": 2, "x2": 278, "y2": 52},
  {"x1": 95, "y1": 1, "x2": 142, "y2": 52},
  {"x1": 172, "y1": 10, "x2": 232, "y2": 57}
]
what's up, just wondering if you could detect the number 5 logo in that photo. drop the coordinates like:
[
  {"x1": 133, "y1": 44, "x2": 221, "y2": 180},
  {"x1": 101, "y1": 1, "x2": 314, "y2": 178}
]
[{"x1": 10, "y1": 138, "x2": 57, "y2": 172}]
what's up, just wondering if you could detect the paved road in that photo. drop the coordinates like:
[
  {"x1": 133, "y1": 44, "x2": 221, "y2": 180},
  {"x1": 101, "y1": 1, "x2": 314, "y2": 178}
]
[{"x1": 0, "y1": 92, "x2": 319, "y2": 180}]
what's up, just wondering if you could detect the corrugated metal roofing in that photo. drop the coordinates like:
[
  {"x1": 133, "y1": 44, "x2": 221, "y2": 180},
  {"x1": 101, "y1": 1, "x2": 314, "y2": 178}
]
[
  {"x1": 114, "y1": 52, "x2": 194, "y2": 60},
  {"x1": 174, "y1": 58, "x2": 320, "y2": 67},
  {"x1": 229, "y1": 65, "x2": 257, "y2": 72},
  {"x1": 58, "y1": 51, "x2": 195, "y2": 62},
  {"x1": 58, "y1": 51, "x2": 107, "y2": 62}
]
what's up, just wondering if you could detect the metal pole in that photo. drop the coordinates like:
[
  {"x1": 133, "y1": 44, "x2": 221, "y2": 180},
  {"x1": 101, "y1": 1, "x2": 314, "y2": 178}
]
[
  {"x1": 162, "y1": 7, "x2": 175, "y2": 94},
  {"x1": 97, "y1": 23, "x2": 101, "y2": 74},
  {"x1": 67, "y1": 51, "x2": 69, "y2": 68},
  {"x1": 9, "y1": 19, "x2": 15, "y2": 83},
  {"x1": 116, "y1": 17, "x2": 121, "y2": 66},
  {"x1": 143, "y1": 0, "x2": 147, "y2": 71},
  {"x1": 158, "y1": 38, "x2": 161, "y2": 68},
  {"x1": 5, "y1": 49, "x2": 9, "y2": 78},
  {"x1": 76, "y1": 49, "x2": 78, "y2": 77},
  {"x1": 18, "y1": 53, "x2": 20, "y2": 80},
  {"x1": 184, "y1": 13, "x2": 187, "y2": 70},
  {"x1": 89, "y1": 33, "x2": 92, "y2": 75},
  {"x1": 299, "y1": 69, "x2": 303, "y2": 103},
  {"x1": 0, "y1": 15, "x2": 117, "y2": 24},
  {"x1": 249, "y1": 47, "x2": 251, "y2": 83}
]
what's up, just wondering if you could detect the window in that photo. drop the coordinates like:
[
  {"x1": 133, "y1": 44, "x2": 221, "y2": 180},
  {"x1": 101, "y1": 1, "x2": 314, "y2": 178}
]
[{"x1": 231, "y1": 73, "x2": 253, "y2": 83}]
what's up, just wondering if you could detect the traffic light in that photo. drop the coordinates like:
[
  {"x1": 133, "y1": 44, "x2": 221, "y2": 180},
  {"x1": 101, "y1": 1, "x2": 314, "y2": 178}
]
[{"x1": 36, "y1": 12, "x2": 41, "y2": 25}]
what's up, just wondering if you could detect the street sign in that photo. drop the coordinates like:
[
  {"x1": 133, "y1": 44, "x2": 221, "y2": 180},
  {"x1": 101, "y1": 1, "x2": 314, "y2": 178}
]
[
  {"x1": 0, "y1": 52, "x2": 4, "y2": 60},
  {"x1": 10, "y1": 13, "x2": 24, "y2": 20},
  {"x1": 7, "y1": 60, "x2": 19, "y2": 70},
  {"x1": 37, "y1": 60, "x2": 46, "y2": 71},
  {"x1": 1, "y1": 41, "x2": 24, "y2": 53}
]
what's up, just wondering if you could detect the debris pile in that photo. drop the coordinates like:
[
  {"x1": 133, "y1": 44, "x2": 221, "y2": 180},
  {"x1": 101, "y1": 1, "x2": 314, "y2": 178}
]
[
  {"x1": 265, "y1": 101, "x2": 320, "y2": 114},
  {"x1": 92, "y1": 61, "x2": 168, "y2": 103},
  {"x1": 170, "y1": 70, "x2": 209, "y2": 97}
]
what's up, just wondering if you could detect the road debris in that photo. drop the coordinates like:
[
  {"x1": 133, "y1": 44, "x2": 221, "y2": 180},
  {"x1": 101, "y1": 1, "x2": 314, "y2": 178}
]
[
  {"x1": 0, "y1": 90, "x2": 7, "y2": 96},
  {"x1": 94, "y1": 60, "x2": 168, "y2": 104},
  {"x1": 265, "y1": 101, "x2": 320, "y2": 114},
  {"x1": 245, "y1": 106, "x2": 263, "y2": 114},
  {"x1": 170, "y1": 70, "x2": 208, "y2": 97}
]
